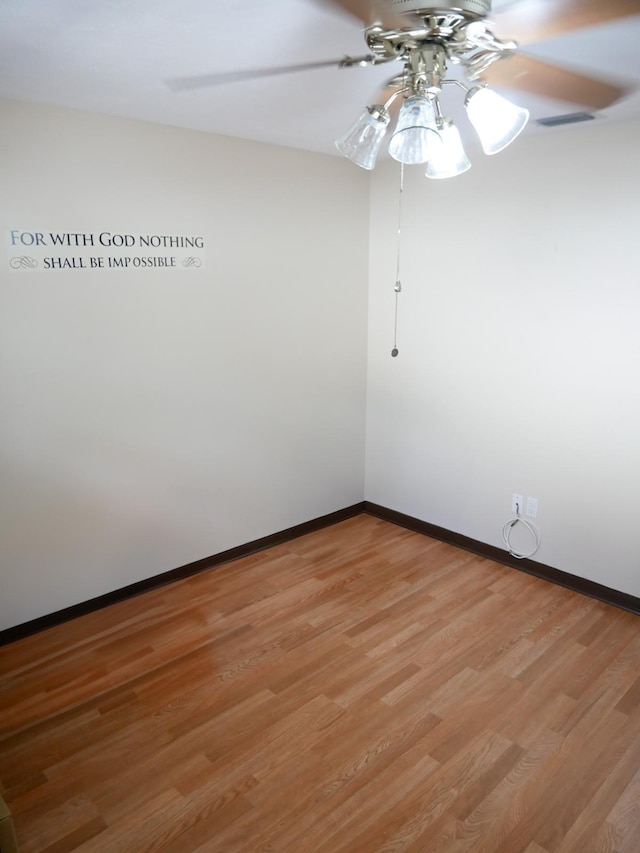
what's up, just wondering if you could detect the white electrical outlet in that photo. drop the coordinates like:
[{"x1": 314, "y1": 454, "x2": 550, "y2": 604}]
[
  {"x1": 512, "y1": 493, "x2": 524, "y2": 514},
  {"x1": 526, "y1": 497, "x2": 539, "y2": 519}
]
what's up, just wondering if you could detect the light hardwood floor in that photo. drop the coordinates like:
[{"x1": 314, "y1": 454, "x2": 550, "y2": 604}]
[{"x1": 2, "y1": 514, "x2": 640, "y2": 852}]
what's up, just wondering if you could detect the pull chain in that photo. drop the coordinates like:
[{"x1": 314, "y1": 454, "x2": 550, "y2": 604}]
[{"x1": 391, "y1": 163, "x2": 404, "y2": 358}]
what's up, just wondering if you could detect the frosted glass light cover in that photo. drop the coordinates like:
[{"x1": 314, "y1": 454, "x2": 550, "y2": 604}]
[
  {"x1": 388, "y1": 96, "x2": 442, "y2": 165},
  {"x1": 465, "y1": 86, "x2": 529, "y2": 155},
  {"x1": 335, "y1": 107, "x2": 389, "y2": 170},
  {"x1": 425, "y1": 121, "x2": 471, "y2": 179}
]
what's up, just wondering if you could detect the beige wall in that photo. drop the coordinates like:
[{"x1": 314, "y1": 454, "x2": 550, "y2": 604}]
[
  {"x1": 365, "y1": 119, "x2": 640, "y2": 597},
  {"x1": 3, "y1": 98, "x2": 639, "y2": 632},
  {"x1": 0, "y1": 100, "x2": 369, "y2": 629}
]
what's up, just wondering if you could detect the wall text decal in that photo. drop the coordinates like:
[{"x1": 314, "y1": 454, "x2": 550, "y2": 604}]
[{"x1": 6, "y1": 230, "x2": 206, "y2": 272}]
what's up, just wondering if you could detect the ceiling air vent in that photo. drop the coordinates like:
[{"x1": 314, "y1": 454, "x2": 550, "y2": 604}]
[{"x1": 536, "y1": 112, "x2": 596, "y2": 128}]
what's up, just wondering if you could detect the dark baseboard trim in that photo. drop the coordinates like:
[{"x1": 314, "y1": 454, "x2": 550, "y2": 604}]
[
  {"x1": 4, "y1": 498, "x2": 637, "y2": 646},
  {"x1": 364, "y1": 501, "x2": 640, "y2": 616},
  {"x1": 0, "y1": 502, "x2": 366, "y2": 646}
]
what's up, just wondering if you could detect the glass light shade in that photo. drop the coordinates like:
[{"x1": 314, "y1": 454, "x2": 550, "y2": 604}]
[
  {"x1": 465, "y1": 86, "x2": 529, "y2": 155},
  {"x1": 335, "y1": 106, "x2": 390, "y2": 170},
  {"x1": 388, "y1": 96, "x2": 442, "y2": 165},
  {"x1": 425, "y1": 120, "x2": 471, "y2": 179}
]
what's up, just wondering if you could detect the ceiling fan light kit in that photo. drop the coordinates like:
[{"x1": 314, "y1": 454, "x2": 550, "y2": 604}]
[
  {"x1": 465, "y1": 85, "x2": 530, "y2": 154},
  {"x1": 166, "y1": 0, "x2": 635, "y2": 164},
  {"x1": 388, "y1": 95, "x2": 443, "y2": 164},
  {"x1": 335, "y1": 0, "x2": 532, "y2": 177},
  {"x1": 425, "y1": 118, "x2": 471, "y2": 178},
  {"x1": 325, "y1": 0, "x2": 637, "y2": 356},
  {"x1": 335, "y1": 105, "x2": 391, "y2": 169}
]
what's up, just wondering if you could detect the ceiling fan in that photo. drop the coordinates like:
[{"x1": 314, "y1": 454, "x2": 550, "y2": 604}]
[{"x1": 167, "y1": 0, "x2": 636, "y2": 176}]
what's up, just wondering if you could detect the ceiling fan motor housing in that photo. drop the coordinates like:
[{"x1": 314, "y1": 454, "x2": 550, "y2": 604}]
[{"x1": 388, "y1": 0, "x2": 491, "y2": 19}]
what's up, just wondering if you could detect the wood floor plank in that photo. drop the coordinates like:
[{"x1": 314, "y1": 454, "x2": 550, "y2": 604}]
[
  {"x1": 2, "y1": 514, "x2": 639, "y2": 851},
  {"x1": 554, "y1": 739, "x2": 640, "y2": 853}
]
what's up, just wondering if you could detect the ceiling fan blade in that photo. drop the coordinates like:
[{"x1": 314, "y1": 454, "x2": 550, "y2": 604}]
[
  {"x1": 483, "y1": 54, "x2": 629, "y2": 110},
  {"x1": 492, "y1": 0, "x2": 640, "y2": 47},
  {"x1": 324, "y1": 0, "x2": 415, "y2": 28},
  {"x1": 166, "y1": 58, "x2": 364, "y2": 92}
]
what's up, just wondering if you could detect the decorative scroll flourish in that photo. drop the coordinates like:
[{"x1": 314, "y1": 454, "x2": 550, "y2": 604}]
[{"x1": 10, "y1": 256, "x2": 38, "y2": 269}]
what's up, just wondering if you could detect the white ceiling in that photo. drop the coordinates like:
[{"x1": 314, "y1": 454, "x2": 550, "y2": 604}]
[{"x1": 1, "y1": 0, "x2": 640, "y2": 156}]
